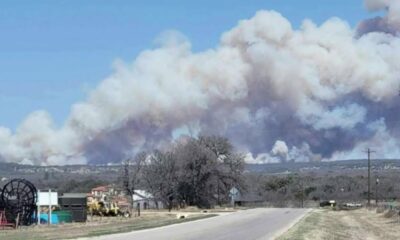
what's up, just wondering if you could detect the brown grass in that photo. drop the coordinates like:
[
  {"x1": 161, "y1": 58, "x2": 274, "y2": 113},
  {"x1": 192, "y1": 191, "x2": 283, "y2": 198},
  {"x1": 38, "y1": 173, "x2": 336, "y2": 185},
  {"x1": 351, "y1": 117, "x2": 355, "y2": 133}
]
[
  {"x1": 376, "y1": 208, "x2": 385, "y2": 214},
  {"x1": 278, "y1": 208, "x2": 400, "y2": 240},
  {"x1": 383, "y1": 209, "x2": 398, "y2": 218}
]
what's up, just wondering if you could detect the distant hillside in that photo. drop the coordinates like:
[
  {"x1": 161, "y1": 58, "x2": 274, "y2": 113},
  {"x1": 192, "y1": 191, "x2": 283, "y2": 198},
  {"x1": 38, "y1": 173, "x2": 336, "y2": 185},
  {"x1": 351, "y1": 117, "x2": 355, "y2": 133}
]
[
  {"x1": 0, "y1": 162, "x2": 121, "y2": 190},
  {"x1": 1, "y1": 159, "x2": 400, "y2": 192},
  {"x1": 1, "y1": 159, "x2": 400, "y2": 179},
  {"x1": 245, "y1": 159, "x2": 400, "y2": 174}
]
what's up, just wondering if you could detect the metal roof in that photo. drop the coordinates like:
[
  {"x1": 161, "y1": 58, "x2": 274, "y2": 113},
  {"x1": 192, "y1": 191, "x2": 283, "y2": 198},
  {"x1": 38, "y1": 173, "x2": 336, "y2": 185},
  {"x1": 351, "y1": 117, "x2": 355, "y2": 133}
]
[{"x1": 59, "y1": 193, "x2": 87, "y2": 198}]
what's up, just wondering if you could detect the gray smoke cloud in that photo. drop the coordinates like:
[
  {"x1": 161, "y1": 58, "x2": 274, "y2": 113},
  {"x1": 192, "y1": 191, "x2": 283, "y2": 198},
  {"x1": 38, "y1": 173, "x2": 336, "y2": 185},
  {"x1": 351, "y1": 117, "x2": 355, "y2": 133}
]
[
  {"x1": 1, "y1": 0, "x2": 400, "y2": 165},
  {"x1": 358, "y1": 0, "x2": 400, "y2": 35}
]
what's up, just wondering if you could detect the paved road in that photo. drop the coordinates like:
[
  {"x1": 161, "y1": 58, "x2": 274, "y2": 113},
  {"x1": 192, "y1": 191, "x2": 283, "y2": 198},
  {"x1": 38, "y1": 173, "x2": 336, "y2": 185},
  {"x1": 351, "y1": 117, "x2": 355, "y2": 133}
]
[{"x1": 90, "y1": 208, "x2": 309, "y2": 240}]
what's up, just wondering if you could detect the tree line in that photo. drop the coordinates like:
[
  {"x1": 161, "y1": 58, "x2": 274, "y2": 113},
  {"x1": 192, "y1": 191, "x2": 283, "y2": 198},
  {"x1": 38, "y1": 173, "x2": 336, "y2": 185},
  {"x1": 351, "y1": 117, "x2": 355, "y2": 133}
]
[
  {"x1": 246, "y1": 172, "x2": 400, "y2": 207},
  {"x1": 122, "y1": 135, "x2": 245, "y2": 210}
]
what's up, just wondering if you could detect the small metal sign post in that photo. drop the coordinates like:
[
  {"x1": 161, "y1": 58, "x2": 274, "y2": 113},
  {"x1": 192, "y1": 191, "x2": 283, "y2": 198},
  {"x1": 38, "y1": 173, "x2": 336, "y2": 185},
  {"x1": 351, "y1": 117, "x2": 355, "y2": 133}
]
[
  {"x1": 37, "y1": 190, "x2": 41, "y2": 225},
  {"x1": 48, "y1": 189, "x2": 52, "y2": 225},
  {"x1": 229, "y1": 187, "x2": 239, "y2": 208}
]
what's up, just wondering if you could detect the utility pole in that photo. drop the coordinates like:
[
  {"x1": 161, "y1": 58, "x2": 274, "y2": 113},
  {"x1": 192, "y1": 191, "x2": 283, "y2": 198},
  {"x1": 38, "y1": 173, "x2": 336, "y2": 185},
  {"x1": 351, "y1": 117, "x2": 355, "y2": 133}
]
[
  {"x1": 375, "y1": 177, "x2": 379, "y2": 207},
  {"x1": 364, "y1": 148, "x2": 375, "y2": 207}
]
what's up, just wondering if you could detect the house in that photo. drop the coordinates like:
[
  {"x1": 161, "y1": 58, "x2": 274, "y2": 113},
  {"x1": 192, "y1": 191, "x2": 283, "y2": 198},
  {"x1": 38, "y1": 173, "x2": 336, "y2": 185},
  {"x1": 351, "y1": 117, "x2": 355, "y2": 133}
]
[
  {"x1": 88, "y1": 185, "x2": 163, "y2": 210},
  {"x1": 133, "y1": 190, "x2": 163, "y2": 210},
  {"x1": 90, "y1": 185, "x2": 124, "y2": 202},
  {"x1": 91, "y1": 186, "x2": 109, "y2": 199},
  {"x1": 89, "y1": 185, "x2": 126, "y2": 209}
]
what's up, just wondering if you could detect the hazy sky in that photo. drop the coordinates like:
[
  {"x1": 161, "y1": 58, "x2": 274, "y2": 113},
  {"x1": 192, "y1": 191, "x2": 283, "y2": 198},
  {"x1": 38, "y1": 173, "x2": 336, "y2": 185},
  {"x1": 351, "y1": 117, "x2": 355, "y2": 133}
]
[{"x1": 0, "y1": 0, "x2": 378, "y2": 129}]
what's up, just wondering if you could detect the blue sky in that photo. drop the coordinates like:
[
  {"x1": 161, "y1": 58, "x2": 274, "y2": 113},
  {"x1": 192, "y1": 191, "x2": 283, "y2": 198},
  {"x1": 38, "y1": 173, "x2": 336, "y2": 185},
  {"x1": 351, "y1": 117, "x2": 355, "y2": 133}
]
[{"x1": 0, "y1": 0, "x2": 377, "y2": 129}]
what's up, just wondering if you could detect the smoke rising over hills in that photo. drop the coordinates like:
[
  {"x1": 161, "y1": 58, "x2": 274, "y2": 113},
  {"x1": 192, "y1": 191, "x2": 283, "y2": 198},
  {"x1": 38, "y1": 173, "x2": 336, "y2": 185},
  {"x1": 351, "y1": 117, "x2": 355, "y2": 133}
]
[{"x1": 1, "y1": 0, "x2": 400, "y2": 165}]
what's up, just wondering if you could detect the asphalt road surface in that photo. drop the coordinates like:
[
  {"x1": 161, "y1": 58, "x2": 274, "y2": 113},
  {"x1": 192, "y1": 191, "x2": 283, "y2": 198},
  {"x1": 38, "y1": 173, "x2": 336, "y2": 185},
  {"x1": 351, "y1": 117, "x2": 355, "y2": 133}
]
[{"x1": 90, "y1": 208, "x2": 310, "y2": 240}]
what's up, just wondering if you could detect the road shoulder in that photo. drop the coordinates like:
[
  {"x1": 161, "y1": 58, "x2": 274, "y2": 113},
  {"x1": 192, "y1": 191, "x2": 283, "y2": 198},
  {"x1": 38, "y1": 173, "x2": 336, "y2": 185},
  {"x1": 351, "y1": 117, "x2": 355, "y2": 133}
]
[{"x1": 272, "y1": 209, "x2": 312, "y2": 239}]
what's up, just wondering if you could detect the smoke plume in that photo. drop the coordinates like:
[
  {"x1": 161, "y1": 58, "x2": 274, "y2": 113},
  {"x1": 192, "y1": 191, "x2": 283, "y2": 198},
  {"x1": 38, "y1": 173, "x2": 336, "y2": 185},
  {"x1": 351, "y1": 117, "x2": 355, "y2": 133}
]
[
  {"x1": 358, "y1": 0, "x2": 400, "y2": 35},
  {"x1": 1, "y1": 0, "x2": 400, "y2": 165}
]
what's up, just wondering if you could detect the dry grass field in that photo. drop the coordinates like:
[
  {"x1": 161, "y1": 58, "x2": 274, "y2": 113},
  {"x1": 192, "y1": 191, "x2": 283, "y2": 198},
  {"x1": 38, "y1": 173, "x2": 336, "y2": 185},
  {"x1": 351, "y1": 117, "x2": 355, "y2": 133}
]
[
  {"x1": 0, "y1": 212, "x2": 217, "y2": 240},
  {"x1": 278, "y1": 208, "x2": 400, "y2": 240}
]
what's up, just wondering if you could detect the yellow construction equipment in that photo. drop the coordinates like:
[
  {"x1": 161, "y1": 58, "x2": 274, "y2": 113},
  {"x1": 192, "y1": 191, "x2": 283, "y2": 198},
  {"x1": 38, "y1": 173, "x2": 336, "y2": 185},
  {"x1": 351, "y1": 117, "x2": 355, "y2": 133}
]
[{"x1": 88, "y1": 199, "x2": 122, "y2": 217}]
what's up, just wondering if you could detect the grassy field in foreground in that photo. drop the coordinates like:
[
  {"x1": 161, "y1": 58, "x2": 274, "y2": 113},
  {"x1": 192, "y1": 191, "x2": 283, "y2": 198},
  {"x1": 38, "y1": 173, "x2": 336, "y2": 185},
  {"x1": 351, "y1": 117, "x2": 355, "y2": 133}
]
[
  {"x1": 278, "y1": 208, "x2": 400, "y2": 240},
  {"x1": 0, "y1": 213, "x2": 217, "y2": 240}
]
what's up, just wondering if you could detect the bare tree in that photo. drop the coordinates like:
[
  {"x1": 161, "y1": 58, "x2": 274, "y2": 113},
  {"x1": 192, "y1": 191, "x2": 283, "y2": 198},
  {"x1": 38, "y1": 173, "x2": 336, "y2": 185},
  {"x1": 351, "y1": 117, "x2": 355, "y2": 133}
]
[
  {"x1": 198, "y1": 135, "x2": 233, "y2": 158},
  {"x1": 198, "y1": 136, "x2": 245, "y2": 205},
  {"x1": 174, "y1": 137, "x2": 245, "y2": 208},
  {"x1": 142, "y1": 150, "x2": 179, "y2": 211},
  {"x1": 139, "y1": 136, "x2": 245, "y2": 210},
  {"x1": 175, "y1": 139, "x2": 217, "y2": 208},
  {"x1": 122, "y1": 151, "x2": 147, "y2": 216}
]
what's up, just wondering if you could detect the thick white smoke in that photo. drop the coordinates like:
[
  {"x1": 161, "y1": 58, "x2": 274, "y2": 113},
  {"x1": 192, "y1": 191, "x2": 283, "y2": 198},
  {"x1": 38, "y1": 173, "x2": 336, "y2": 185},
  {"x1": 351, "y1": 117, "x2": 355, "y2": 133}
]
[
  {"x1": 1, "y1": 0, "x2": 400, "y2": 165},
  {"x1": 245, "y1": 140, "x2": 320, "y2": 164}
]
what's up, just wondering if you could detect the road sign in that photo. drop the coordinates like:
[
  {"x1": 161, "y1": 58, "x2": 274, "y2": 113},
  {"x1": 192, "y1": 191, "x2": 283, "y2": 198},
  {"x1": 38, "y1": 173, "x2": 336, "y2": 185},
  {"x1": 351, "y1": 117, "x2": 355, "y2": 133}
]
[
  {"x1": 229, "y1": 187, "x2": 239, "y2": 197},
  {"x1": 37, "y1": 190, "x2": 58, "y2": 206}
]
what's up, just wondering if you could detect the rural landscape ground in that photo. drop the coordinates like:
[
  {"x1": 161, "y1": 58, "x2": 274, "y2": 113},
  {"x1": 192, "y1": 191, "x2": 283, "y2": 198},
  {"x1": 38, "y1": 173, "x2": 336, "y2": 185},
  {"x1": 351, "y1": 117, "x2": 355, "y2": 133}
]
[
  {"x1": 2, "y1": 158, "x2": 400, "y2": 239},
  {"x1": 1, "y1": 207, "x2": 400, "y2": 239}
]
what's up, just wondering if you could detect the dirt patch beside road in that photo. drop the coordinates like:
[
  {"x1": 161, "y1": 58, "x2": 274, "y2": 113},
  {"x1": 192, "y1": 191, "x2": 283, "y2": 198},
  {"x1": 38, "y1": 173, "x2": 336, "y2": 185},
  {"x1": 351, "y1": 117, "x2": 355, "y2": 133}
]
[{"x1": 278, "y1": 208, "x2": 400, "y2": 240}]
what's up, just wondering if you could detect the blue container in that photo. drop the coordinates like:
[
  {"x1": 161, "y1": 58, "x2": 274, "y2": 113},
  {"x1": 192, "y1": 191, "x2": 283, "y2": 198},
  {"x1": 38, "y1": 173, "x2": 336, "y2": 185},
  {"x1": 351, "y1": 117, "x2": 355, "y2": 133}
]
[
  {"x1": 39, "y1": 213, "x2": 59, "y2": 224},
  {"x1": 54, "y1": 211, "x2": 73, "y2": 223}
]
